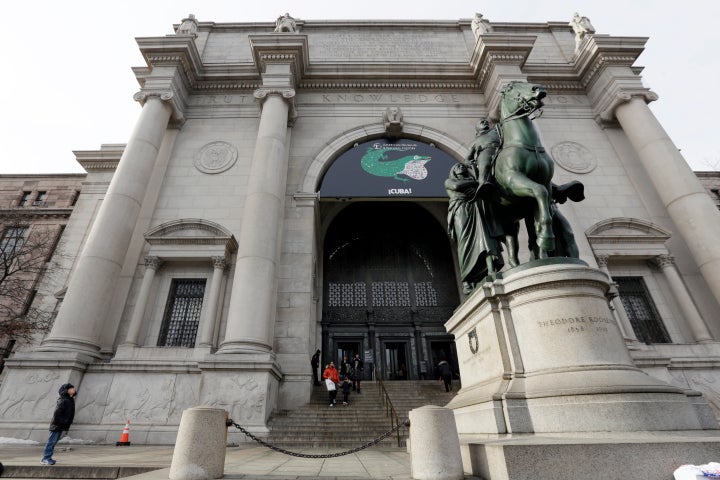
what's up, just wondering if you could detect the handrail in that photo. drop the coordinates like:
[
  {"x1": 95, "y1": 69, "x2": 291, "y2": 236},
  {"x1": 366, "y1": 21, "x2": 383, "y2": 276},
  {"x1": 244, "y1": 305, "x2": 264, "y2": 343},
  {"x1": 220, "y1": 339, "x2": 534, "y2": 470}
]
[{"x1": 372, "y1": 365, "x2": 403, "y2": 447}]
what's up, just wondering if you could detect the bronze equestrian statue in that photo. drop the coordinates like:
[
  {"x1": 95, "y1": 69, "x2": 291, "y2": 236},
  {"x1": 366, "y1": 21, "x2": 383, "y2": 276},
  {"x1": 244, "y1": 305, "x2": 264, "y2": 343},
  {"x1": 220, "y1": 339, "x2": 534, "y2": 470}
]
[{"x1": 446, "y1": 81, "x2": 585, "y2": 294}]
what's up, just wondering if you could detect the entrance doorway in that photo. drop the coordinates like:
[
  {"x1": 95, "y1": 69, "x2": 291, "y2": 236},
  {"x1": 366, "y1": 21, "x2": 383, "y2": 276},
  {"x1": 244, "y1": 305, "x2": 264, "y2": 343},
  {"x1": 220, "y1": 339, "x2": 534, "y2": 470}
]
[
  {"x1": 383, "y1": 342, "x2": 408, "y2": 380},
  {"x1": 321, "y1": 201, "x2": 460, "y2": 380}
]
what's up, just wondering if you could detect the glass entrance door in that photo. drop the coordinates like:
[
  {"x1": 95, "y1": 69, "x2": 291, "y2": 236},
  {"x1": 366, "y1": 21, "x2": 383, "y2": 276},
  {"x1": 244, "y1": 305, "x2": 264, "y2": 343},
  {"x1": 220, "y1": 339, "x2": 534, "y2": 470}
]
[
  {"x1": 383, "y1": 342, "x2": 408, "y2": 380},
  {"x1": 336, "y1": 341, "x2": 361, "y2": 376}
]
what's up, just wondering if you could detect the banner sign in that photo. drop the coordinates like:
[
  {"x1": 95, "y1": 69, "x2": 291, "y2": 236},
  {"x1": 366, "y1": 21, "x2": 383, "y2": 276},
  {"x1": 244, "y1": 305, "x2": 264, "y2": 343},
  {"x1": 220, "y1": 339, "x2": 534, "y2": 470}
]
[{"x1": 319, "y1": 138, "x2": 458, "y2": 198}]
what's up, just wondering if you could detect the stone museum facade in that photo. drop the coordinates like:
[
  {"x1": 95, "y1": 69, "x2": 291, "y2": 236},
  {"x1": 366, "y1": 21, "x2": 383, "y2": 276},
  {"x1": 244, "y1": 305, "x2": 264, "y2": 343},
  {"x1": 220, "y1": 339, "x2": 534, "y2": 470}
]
[{"x1": 2, "y1": 13, "x2": 720, "y2": 444}]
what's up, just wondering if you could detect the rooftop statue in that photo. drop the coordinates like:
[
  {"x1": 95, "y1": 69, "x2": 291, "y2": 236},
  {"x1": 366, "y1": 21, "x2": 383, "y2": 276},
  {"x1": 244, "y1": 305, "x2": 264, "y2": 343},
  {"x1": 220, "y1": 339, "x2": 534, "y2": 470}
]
[
  {"x1": 471, "y1": 13, "x2": 493, "y2": 39},
  {"x1": 274, "y1": 13, "x2": 298, "y2": 33},
  {"x1": 177, "y1": 14, "x2": 198, "y2": 37},
  {"x1": 569, "y1": 12, "x2": 595, "y2": 53},
  {"x1": 446, "y1": 82, "x2": 585, "y2": 294}
]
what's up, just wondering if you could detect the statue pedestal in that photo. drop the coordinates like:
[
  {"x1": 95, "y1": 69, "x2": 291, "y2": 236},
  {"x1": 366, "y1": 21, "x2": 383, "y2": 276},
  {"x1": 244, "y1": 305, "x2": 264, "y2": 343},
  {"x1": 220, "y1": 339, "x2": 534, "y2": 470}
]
[{"x1": 445, "y1": 259, "x2": 720, "y2": 478}]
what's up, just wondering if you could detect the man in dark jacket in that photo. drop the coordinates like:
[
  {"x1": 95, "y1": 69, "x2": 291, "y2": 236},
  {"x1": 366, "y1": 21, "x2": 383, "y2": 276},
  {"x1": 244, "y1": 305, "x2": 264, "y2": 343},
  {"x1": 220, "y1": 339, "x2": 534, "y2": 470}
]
[
  {"x1": 41, "y1": 383, "x2": 76, "y2": 465},
  {"x1": 311, "y1": 349, "x2": 321, "y2": 386},
  {"x1": 437, "y1": 358, "x2": 453, "y2": 392},
  {"x1": 350, "y1": 354, "x2": 364, "y2": 393}
]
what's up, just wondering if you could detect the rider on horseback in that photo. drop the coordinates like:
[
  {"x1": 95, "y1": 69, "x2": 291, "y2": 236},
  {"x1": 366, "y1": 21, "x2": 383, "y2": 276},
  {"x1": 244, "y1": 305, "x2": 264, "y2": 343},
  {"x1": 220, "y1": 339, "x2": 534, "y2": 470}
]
[{"x1": 466, "y1": 117, "x2": 500, "y2": 199}]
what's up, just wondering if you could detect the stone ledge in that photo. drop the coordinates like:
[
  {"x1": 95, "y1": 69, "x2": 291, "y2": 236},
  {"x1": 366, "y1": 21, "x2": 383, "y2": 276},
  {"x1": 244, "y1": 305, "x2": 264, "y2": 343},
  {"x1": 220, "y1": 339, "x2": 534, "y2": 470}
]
[
  {"x1": 1, "y1": 465, "x2": 160, "y2": 479},
  {"x1": 461, "y1": 432, "x2": 720, "y2": 480}
]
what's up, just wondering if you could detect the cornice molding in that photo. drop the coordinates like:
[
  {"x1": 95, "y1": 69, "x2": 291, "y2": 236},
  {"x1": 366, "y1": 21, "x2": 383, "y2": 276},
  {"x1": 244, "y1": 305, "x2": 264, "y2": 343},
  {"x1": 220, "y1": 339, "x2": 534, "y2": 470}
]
[
  {"x1": 299, "y1": 80, "x2": 479, "y2": 90},
  {"x1": 572, "y1": 36, "x2": 647, "y2": 90},
  {"x1": 469, "y1": 34, "x2": 536, "y2": 92},
  {"x1": 249, "y1": 34, "x2": 309, "y2": 87}
]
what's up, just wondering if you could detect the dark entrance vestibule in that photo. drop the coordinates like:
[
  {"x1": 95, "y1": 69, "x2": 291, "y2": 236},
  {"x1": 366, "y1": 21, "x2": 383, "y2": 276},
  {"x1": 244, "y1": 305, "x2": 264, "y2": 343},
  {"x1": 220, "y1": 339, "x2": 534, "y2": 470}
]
[{"x1": 321, "y1": 201, "x2": 460, "y2": 380}]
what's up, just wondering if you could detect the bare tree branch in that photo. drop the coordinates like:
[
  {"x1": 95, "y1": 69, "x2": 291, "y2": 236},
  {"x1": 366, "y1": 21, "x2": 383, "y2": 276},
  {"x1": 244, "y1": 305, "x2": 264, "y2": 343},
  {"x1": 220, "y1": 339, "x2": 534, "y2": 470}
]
[{"x1": 0, "y1": 211, "x2": 66, "y2": 343}]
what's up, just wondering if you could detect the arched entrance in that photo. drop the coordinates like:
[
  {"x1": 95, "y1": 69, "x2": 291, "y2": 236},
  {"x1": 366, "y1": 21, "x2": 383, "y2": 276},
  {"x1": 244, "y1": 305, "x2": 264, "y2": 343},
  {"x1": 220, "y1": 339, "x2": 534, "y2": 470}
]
[{"x1": 321, "y1": 202, "x2": 459, "y2": 381}]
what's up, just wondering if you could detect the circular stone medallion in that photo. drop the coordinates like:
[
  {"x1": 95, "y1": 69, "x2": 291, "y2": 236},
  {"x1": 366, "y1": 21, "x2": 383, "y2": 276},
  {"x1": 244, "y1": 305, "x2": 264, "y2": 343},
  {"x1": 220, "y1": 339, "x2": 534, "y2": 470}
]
[
  {"x1": 551, "y1": 141, "x2": 596, "y2": 174},
  {"x1": 194, "y1": 141, "x2": 238, "y2": 174}
]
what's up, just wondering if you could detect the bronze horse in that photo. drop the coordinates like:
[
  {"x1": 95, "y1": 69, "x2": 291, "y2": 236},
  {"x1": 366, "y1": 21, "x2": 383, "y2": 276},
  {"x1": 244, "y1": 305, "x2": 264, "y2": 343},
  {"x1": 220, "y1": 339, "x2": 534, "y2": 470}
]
[{"x1": 489, "y1": 81, "x2": 582, "y2": 267}]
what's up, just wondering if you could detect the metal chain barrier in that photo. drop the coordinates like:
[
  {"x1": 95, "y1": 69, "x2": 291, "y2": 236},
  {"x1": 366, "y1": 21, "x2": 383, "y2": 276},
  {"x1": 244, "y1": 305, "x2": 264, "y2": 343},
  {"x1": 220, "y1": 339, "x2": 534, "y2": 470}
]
[{"x1": 226, "y1": 419, "x2": 410, "y2": 458}]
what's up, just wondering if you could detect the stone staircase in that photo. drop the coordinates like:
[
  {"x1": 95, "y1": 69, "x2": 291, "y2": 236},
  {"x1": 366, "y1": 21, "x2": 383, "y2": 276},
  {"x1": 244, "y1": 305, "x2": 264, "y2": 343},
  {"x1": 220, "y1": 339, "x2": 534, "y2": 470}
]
[{"x1": 267, "y1": 380, "x2": 458, "y2": 448}]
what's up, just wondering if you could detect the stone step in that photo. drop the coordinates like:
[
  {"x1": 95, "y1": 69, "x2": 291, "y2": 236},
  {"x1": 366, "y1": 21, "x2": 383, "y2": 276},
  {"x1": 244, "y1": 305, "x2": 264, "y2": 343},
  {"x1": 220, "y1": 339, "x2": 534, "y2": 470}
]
[{"x1": 267, "y1": 380, "x2": 457, "y2": 448}]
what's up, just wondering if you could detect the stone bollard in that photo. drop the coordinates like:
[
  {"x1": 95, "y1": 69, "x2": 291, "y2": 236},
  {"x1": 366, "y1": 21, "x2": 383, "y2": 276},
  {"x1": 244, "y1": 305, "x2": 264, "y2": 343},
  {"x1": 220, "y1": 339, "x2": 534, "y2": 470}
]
[
  {"x1": 409, "y1": 405, "x2": 464, "y2": 480},
  {"x1": 169, "y1": 407, "x2": 228, "y2": 480}
]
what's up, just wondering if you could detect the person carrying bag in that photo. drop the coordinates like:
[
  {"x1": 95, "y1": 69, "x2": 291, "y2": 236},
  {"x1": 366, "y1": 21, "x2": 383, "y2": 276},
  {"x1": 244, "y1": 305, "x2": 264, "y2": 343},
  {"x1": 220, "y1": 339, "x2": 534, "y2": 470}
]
[{"x1": 323, "y1": 362, "x2": 340, "y2": 406}]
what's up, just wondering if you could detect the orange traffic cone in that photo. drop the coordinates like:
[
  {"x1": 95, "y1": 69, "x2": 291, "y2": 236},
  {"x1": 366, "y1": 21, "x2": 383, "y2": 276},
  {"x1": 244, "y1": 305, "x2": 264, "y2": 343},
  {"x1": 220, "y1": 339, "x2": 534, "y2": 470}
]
[{"x1": 116, "y1": 420, "x2": 131, "y2": 446}]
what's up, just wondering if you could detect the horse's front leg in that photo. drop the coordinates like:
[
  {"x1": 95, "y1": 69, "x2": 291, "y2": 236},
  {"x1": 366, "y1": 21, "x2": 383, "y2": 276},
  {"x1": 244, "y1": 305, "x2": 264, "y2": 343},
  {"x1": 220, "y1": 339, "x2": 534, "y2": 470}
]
[{"x1": 499, "y1": 171, "x2": 555, "y2": 253}]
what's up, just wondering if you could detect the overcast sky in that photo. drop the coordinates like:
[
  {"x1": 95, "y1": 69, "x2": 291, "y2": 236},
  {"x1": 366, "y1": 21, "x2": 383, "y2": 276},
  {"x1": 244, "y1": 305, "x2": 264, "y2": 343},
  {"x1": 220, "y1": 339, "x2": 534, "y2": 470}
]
[{"x1": 1, "y1": 1, "x2": 718, "y2": 174}]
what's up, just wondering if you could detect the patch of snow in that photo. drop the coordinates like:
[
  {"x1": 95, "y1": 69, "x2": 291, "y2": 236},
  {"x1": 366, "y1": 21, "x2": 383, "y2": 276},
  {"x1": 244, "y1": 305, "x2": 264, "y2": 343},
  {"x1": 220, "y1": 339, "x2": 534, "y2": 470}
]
[{"x1": 0, "y1": 437, "x2": 39, "y2": 444}]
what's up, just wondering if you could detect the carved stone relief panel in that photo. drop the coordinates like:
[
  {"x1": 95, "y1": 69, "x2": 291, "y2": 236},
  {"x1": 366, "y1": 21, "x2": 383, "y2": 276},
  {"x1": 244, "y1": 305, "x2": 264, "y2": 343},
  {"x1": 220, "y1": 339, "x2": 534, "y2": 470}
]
[
  {"x1": 194, "y1": 141, "x2": 238, "y2": 174},
  {"x1": 0, "y1": 369, "x2": 61, "y2": 422},
  {"x1": 551, "y1": 141, "x2": 597, "y2": 174}
]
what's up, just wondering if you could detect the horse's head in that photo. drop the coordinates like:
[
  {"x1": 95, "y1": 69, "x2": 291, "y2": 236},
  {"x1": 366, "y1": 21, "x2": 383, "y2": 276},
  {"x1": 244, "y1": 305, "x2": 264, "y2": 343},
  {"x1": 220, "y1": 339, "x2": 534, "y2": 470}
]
[{"x1": 499, "y1": 82, "x2": 547, "y2": 121}]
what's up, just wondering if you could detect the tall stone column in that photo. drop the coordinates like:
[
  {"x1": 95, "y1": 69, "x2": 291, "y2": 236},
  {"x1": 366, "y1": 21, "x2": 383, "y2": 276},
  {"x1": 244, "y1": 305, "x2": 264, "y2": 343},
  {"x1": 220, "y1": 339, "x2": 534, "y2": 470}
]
[
  {"x1": 218, "y1": 88, "x2": 295, "y2": 354},
  {"x1": 123, "y1": 256, "x2": 162, "y2": 346},
  {"x1": 595, "y1": 255, "x2": 639, "y2": 343},
  {"x1": 652, "y1": 255, "x2": 713, "y2": 343},
  {"x1": 40, "y1": 93, "x2": 177, "y2": 355},
  {"x1": 611, "y1": 95, "x2": 720, "y2": 309},
  {"x1": 197, "y1": 256, "x2": 227, "y2": 348}
]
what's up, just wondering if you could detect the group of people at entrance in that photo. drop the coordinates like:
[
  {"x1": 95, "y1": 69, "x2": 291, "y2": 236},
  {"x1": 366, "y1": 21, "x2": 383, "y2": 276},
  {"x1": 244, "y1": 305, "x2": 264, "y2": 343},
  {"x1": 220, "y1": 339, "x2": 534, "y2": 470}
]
[{"x1": 311, "y1": 350, "x2": 364, "y2": 407}]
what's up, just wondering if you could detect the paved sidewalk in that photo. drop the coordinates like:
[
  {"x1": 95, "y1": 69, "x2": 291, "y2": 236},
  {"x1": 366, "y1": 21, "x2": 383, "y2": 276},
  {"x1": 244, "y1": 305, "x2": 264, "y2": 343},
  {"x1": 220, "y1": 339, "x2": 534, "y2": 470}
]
[{"x1": 0, "y1": 443, "x2": 415, "y2": 479}]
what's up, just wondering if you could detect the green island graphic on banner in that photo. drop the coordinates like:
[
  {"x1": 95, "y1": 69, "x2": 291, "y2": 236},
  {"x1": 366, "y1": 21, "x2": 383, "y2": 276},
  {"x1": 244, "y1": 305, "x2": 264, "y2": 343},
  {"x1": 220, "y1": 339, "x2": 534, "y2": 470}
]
[{"x1": 320, "y1": 138, "x2": 457, "y2": 198}]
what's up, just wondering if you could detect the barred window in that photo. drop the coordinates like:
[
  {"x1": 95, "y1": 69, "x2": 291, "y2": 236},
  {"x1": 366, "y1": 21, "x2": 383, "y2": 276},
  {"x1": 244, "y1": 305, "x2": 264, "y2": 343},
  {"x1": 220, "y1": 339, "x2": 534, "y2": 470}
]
[
  {"x1": 614, "y1": 276, "x2": 671, "y2": 344},
  {"x1": 157, "y1": 279, "x2": 206, "y2": 347}
]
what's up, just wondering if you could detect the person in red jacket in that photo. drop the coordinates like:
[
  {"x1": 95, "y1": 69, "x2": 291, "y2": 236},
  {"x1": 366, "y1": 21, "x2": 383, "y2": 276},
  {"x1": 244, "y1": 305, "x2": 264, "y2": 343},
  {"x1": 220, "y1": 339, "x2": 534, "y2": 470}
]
[{"x1": 323, "y1": 362, "x2": 340, "y2": 406}]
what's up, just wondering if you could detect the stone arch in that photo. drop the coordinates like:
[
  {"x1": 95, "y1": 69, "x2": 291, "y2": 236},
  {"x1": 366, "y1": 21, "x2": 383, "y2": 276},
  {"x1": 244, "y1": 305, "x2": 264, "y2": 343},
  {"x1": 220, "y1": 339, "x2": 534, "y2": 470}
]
[{"x1": 300, "y1": 122, "x2": 467, "y2": 194}]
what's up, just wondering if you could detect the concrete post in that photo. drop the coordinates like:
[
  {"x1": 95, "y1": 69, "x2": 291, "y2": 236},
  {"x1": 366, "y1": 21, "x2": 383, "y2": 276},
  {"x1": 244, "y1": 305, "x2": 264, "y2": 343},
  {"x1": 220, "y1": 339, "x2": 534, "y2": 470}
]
[
  {"x1": 169, "y1": 407, "x2": 228, "y2": 480},
  {"x1": 39, "y1": 94, "x2": 173, "y2": 355},
  {"x1": 409, "y1": 406, "x2": 464, "y2": 480}
]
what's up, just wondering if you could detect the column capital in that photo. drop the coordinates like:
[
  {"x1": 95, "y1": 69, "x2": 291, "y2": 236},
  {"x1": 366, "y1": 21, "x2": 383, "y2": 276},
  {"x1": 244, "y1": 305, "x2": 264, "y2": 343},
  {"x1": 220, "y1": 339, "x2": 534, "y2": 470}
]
[
  {"x1": 133, "y1": 90, "x2": 186, "y2": 127},
  {"x1": 211, "y1": 256, "x2": 227, "y2": 270},
  {"x1": 595, "y1": 254, "x2": 610, "y2": 268},
  {"x1": 145, "y1": 256, "x2": 163, "y2": 269},
  {"x1": 595, "y1": 88, "x2": 658, "y2": 125},
  {"x1": 652, "y1": 254, "x2": 675, "y2": 269},
  {"x1": 253, "y1": 88, "x2": 297, "y2": 126}
]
